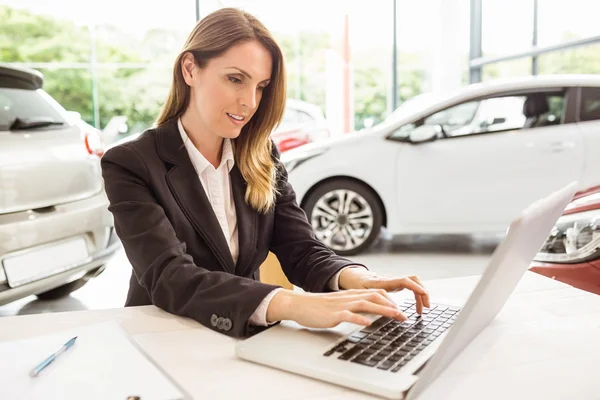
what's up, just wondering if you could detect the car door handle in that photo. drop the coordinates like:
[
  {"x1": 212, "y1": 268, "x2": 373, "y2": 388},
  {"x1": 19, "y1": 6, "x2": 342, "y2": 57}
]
[
  {"x1": 526, "y1": 141, "x2": 576, "y2": 150},
  {"x1": 543, "y1": 141, "x2": 575, "y2": 152}
]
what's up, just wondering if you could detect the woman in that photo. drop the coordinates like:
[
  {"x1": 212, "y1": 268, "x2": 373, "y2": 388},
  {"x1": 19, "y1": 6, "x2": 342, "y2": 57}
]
[{"x1": 101, "y1": 7, "x2": 430, "y2": 338}]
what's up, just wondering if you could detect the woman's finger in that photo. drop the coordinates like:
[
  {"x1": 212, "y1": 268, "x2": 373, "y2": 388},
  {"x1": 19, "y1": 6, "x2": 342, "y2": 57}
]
[
  {"x1": 336, "y1": 310, "x2": 372, "y2": 326},
  {"x1": 375, "y1": 276, "x2": 428, "y2": 296},
  {"x1": 410, "y1": 275, "x2": 431, "y2": 309},
  {"x1": 335, "y1": 289, "x2": 398, "y2": 309},
  {"x1": 414, "y1": 290, "x2": 424, "y2": 315},
  {"x1": 360, "y1": 290, "x2": 398, "y2": 309},
  {"x1": 347, "y1": 300, "x2": 407, "y2": 321}
]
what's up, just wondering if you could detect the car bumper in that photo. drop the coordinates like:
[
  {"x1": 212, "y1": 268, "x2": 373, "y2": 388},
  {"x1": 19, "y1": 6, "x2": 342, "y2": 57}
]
[
  {"x1": 0, "y1": 238, "x2": 120, "y2": 306},
  {"x1": 529, "y1": 261, "x2": 600, "y2": 295},
  {"x1": 0, "y1": 190, "x2": 120, "y2": 305}
]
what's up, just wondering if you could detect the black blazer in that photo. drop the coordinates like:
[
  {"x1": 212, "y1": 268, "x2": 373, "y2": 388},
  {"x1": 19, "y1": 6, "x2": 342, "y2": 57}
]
[{"x1": 100, "y1": 119, "x2": 362, "y2": 338}]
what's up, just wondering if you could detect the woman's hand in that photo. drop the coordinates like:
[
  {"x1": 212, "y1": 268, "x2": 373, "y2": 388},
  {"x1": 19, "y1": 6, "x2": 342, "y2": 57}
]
[
  {"x1": 266, "y1": 289, "x2": 408, "y2": 328},
  {"x1": 339, "y1": 267, "x2": 431, "y2": 315}
]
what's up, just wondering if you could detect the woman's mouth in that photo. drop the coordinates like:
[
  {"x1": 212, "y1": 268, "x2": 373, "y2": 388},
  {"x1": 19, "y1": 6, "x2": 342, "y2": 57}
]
[{"x1": 227, "y1": 112, "x2": 246, "y2": 126}]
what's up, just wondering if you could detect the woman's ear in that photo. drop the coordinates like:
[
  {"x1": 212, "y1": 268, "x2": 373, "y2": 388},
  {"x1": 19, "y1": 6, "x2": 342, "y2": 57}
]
[{"x1": 181, "y1": 53, "x2": 197, "y2": 87}]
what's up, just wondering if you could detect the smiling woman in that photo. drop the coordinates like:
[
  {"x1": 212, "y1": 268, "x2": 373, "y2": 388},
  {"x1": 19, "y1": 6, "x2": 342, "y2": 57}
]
[
  {"x1": 100, "y1": 7, "x2": 429, "y2": 339},
  {"x1": 156, "y1": 8, "x2": 287, "y2": 212}
]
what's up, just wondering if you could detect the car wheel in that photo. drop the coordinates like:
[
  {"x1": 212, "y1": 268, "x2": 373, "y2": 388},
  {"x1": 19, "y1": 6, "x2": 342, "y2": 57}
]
[
  {"x1": 36, "y1": 265, "x2": 105, "y2": 300},
  {"x1": 303, "y1": 179, "x2": 383, "y2": 256}
]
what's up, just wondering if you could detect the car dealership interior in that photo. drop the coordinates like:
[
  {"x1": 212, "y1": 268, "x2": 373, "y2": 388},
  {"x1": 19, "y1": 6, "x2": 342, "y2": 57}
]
[{"x1": 1, "y1": 1, "x2": 599, "y2": 399}]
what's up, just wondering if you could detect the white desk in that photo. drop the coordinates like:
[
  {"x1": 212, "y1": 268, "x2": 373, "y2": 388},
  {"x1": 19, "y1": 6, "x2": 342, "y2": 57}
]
[{"x1": 0, "y1": 271, "x2": 598, "y2": 400}]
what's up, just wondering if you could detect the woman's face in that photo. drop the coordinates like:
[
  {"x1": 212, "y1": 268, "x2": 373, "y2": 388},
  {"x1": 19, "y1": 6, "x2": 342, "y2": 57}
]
[{"x1": 182, "y1": 40, "x2": 273, "y2": 140}]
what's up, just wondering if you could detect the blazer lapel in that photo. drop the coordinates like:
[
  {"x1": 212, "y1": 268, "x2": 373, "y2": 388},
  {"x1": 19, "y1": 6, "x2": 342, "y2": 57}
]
[
  {"x1": 230, "y1": 166, "x2": 258, "y2": 276},
  {"x1": 156, "y1": 120, "x2": 236, "y2": 273}
]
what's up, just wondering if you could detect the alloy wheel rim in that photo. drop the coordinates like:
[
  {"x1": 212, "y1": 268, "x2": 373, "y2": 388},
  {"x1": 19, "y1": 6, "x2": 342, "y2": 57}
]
[{"x1": 310, "y1": 189, "x2": 374, "y2": 252}]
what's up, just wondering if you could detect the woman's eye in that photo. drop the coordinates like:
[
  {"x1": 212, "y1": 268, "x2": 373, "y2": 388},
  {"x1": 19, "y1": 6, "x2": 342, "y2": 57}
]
[
  {"x1": 228, "y1": 76, "x2": 242, "y2": 84},
  {"x1": 257, "y1": 86, "x2": 266, "y2": 91}
]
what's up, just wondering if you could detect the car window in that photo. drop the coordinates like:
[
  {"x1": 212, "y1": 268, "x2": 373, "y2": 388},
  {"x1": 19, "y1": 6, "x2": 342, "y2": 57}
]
[
  {"x1": 390, "y1": 92, "x2": 565, "y2": 141},
  {"x1": 0, "y1": 88, "x2": 67, "y2": 130},
  {"x1": 296, "y1": 110, "x2": 315, "y2": 124},
  {"x1": 281, "y1": 108, "x2": 299, "y2": 127},
  {"x1": 424, "y1": 101, "x2": 480, "y2": 134},
  {"x1": 580, "y1": 87, "x2": 600, "y2": 122}
]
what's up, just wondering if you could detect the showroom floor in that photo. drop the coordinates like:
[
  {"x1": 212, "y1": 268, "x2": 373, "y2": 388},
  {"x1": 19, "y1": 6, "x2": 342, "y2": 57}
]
[{"x1": 0, "y1": 234, "x2": 502, "y2": 318}]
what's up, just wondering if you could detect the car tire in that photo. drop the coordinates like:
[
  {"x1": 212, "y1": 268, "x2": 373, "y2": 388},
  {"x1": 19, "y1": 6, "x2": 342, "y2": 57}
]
[
  {"x1": 36, "y1": 265, "x2": 105, "y2": 300},
  {"x1": 303, "y1": 179, "x2": 383, "y2": 256}
]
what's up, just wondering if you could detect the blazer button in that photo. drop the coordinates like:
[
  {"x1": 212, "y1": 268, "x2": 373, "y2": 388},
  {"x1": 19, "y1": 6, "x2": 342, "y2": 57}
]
[
  {"x1": 223, "y1": 318, "x2": 232, "y2": 332},
  {"x1": 210, "y1": 314, "x2": 219, "y2": 327},
  {"x1": 217, "y1": 317, "x2": 225, "y2": 330}
]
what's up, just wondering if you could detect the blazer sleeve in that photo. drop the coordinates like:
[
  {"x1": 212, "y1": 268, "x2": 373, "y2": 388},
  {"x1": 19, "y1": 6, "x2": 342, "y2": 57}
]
[
  {"x1": 101, "y1": 144, "x2": 281, "y2": 338},
  {"x1": 269, "y1": 144, "x2": 367, "y2": 293}
]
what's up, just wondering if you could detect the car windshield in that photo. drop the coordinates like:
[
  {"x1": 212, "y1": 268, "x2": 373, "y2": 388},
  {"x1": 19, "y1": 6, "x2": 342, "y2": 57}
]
[{"x1": 0, "y1": 88, "x2": 68, "y2": 130}]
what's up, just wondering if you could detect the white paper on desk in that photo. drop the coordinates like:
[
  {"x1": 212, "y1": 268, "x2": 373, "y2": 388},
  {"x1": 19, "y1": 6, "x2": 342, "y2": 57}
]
[{"x1": 0, "y1": 320, "x2": 188, "y2": 400}]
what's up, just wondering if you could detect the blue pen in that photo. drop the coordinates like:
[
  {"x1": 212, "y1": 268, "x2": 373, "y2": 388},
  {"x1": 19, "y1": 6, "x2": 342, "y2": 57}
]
[{"x1": 29, "y1": 336, "x2": 78, "y2": 377}]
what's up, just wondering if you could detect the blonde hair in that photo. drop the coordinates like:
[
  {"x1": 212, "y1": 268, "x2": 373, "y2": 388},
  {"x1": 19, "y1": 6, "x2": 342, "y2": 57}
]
[{"x1": 156, "y1": 8, "x2": 286, "y2": 213}]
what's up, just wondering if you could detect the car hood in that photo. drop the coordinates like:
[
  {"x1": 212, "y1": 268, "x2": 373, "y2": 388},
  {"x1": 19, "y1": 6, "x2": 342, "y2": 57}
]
[
  {"x1": 281, "y1": 129, "x2": 376, "y2": 160},
  {"x1": 563, "y1": 185, "x2": 600, "y2": 215}
]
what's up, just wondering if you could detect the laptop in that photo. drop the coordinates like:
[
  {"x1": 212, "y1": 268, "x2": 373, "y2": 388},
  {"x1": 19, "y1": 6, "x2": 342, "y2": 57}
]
[{"x1": 235, "y1": 182, "x2": 579, "y2": 399}]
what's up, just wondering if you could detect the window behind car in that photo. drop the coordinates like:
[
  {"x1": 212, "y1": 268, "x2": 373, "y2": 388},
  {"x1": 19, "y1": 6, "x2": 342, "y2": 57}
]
[
  {"x1": 0, "y1": 88, "x2": 67, "y2": 131},
  {"x1": 580, "y1": 87, "x2": 600, "y2": 122}
]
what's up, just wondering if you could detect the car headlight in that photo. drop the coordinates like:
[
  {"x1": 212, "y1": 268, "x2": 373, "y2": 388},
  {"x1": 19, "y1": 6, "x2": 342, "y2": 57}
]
[
  {"x1": 534, "y1": 209, "x2": 600, "y2": 263},
  {"x1": 281, "y1": 147, "x2": 329, "y2": 173}
]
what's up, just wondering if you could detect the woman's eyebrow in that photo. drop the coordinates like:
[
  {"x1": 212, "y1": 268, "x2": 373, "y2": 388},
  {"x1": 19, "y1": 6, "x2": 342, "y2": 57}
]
[{"x1": 227, "y1": 67, "x2": 270, "y2": 83}]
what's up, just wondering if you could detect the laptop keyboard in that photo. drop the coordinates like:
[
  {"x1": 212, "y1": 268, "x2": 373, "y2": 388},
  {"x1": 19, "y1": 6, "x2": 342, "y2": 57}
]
[{"x1": 323, "y1": 300, "x2": 461, "y2": 372}]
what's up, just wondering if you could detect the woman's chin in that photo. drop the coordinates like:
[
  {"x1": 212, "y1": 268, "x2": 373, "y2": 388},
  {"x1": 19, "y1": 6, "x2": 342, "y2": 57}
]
[{"x1": 221, "y1": 127, "x2": 243, "y2": 139}]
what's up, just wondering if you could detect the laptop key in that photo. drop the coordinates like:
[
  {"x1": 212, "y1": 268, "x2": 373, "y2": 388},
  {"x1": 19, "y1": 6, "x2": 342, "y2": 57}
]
[
  {"x1": 360, "y1": 317, "x2": 391, "y2": 334},
  {"x1": 352, "y1": 358, "x2": 378, "y2": 367},
  {"x1": 378, "y1": 348, "x2": 393, "y2": 357},
  {"x1": 389, "y1": 357, "x2": 402, "y2": 365},
  {"x1": 331, "y1": 341, "x2": 350, "y2": 353},
  {"x1": 377, "y1": 360, "x2": 396, "y2": 370},
  {"x1": 323, "y1": 349, "x2": 335, "y2": 357},
  {"x1": 338, "y1": 346, "x2": 361, "y2": 360}
]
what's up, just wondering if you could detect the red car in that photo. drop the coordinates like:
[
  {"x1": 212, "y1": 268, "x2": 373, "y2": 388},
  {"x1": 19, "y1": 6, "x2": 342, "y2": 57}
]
[
  {"x1": 271, "y1": 99, "x2": 330, "y2": 152},
  {"x1": 530, "y1": 185, "x2": 600, "y2": 295}
]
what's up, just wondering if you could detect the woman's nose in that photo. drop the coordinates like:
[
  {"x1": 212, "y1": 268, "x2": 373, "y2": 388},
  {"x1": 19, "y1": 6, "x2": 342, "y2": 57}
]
[{"x1": 240, "y1": 87, "x2": 258, "y2": 110}]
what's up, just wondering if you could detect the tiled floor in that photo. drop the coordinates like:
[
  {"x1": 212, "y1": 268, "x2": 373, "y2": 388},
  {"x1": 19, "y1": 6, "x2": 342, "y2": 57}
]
[{"x1": 0, "y1": 233, "x2": 501, "y2": 318}]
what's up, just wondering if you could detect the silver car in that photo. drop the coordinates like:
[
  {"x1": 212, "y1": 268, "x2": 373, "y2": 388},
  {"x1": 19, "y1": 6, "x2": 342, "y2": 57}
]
[{"x1": 0, "y1": 64, "x2": 120, "y2": 305}]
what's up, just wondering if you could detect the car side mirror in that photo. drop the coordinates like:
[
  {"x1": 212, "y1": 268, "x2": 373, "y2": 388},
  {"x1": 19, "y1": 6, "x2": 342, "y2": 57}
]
[
  {"x1": 409, "y1": 124, "x2": 442, "y2": 144},
  {"x1": 481, "y1": 117, "x2": 506, "y2": 129}
]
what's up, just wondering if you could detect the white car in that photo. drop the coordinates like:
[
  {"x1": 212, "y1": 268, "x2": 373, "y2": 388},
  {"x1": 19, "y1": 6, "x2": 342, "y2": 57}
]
[
  {"x1": 282, "y1": 75, "x2": 600, "y2": 255},
  {"x1": 0, "y1": 64, "x2": 119, "y2": 305}
]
